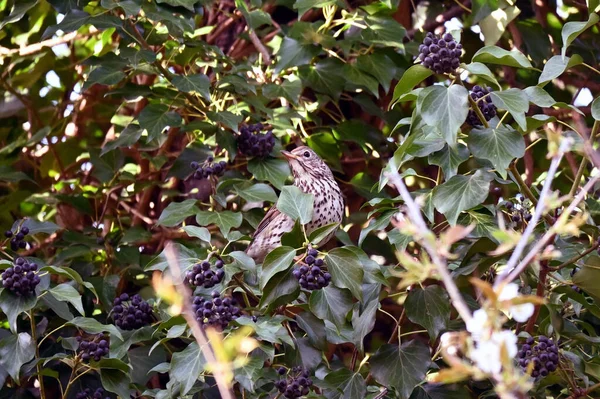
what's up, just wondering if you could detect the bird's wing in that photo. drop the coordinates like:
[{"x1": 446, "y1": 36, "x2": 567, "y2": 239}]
[{"x1": 251, "y1": 205, "x2": 281, "y2": 239}]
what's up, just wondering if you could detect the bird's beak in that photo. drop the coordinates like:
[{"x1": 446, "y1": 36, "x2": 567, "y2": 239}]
[{"x1": 281, "y1": 150, "x2": 299, "y2": 160}]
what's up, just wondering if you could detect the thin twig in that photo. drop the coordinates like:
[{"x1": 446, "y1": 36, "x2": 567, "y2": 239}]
[
  {"x1": 549, "y1": 240, "x2": 600, "y2": 271},
  {"x1": 494, "y1": 139, "x2": 572, "y2": 288},
  {"x1": 164, "y1": 242, "x2": 235, "y2": 399},
  {"x1": 386, "y1": 169, "x2": 473, "y2": 324},
  {"x1": 500, "y1": 174, "x2": 600, "y2": 286},
  {"x1": 247, "y1": 29, "x2": 271, "y2": 64}
]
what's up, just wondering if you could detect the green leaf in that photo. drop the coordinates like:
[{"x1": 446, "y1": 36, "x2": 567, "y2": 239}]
[
  {"x1": 428, "y1": 144, "x2": 470, "y2": 180},
  {"x1": 370, "y1": 341, "x2": 431, "y2": 398},
  {"x1": 276, "y1": 186, "x2": 314, "y2": 225},
  {"x1": 172, "y1": 74, "x2": 211, "y2": 100},
  {"x1": 234, "y1": 183, "x2": 278, "y2": 203},
  {"x1": 432, "y1": 169, "x2": 494, "y2": 225},
  {"x1": 561, "y1": 13, "x2": 599, "y2": 58},
  {"x1": 490, "y1": 88, "x2": 529, "y2": 130},
  {"x1": 263, "y1": 76, "x2": 302, "y2": 104},
  {"x1": 309, "y1": 222, "x2": 340, "y2": 244},
  {"x1": 67, "y1": 317, "x2": 123, "y2": 340},
  {"x1": 247, "y1": 158, "x2": 291, "y2": 190},
  {"x1": 479, "y1": 5, "x2": 519, "y2": 46},
  {"x1": 391, "y1": 65, "x2": 433, "y2": 108},
  {"x1": 293, "y1": 0, "x2": 339, "y2": 17},
  {"x1": 86, "y1": 67, "x2": 125, "y2": 87},
  {"x1": 157, "y1": 199, "x2": 199, "y2": 227},
  {"x1": 404, "y1": 286, "x2": 450, "y2": 341},
  {"x1": 299, "y1": 58, "x2": 346, "y2": 100},
  {"x1": 538, "y1": 55, "x2": 583, "y2": 86},
  {"x1": 593, "y1": 97, "x2": 600, "y2": 121},
  {"x1": 472, "y1": 45, "x2": 533, "y2": 69},
  {"x1": 0, "y1": 289, "x2": 38, "y2": 333},
  {"x1": 462, "y1": 62, "x2": 501, "y2": 89},
  {"x1": 309, "y1": 286, "x2": 353, "y2": 330},
  {"x1": 260, "y1": 246, "x2": 296, "y2": 290},
  {"x1": 323, "y1": 368, "x2": 367, "y2": 399},
  {"x1": 138, "y1": 104, "x2": 182, "y2": 142},
  {"x1": 356, "y1": 53, "x2": 397, "y2": 93},
  {"x1": 100, "y1": 0, "x2": 141, "y2": 17},
  {"x1": 20, "y1": 219, "x2": 60, "y2": 234},
  {"x1": 343, "y1": 64, "x2": 380, "y2": 98},
  {"x1": 417, "y1": 85, "x2": 469, "y2": 146},
  {"x1": 0, "y1": 333, "x2": 35, "y2": 381},
  {"x1": 101, "y1": 124, "x2": 143, "y2": 155},
  {"x1": 169, "y1": 341, "x2": 205, "y2": 394},
  {"x1": 182, "y1": 226, "x2": 211, "y2": 242},
  {"x1": 0, "y1": 0, "x2": 38, "y2": 30},
  {"x1": 145, "y1": 242, "x2": 201, "y2": 272},
  {"x1": 42, "y1": 10, "x2": 90, "y2": 39},
  {"x1": 352, "y1": 284, "x2": 380, "y2": 354},
  {"x1": 259, "y1": 268, "x2": 300, "y2": 310},
  {"x1": 206, "y1": 111, "x2": 242, "y2": 132},
  {"x1": 360, "y1": 15, "x2": 406, "y2": 47},
  {"x1": 275, "y1": 37, "x2": 320, "y2": 74},
  {"x1": 524, "y1": 86, "x2": 558, "y2": 107},
  {"x1": 471, "y1": 0, "x2": 499, "y2": 24},
  {"x1": 325, "y1": 248, "x2": 364, "y2": 300},
  {"x1": 156, "y1": 0, "x2": 197, "y2": 11},
  {"x1": 466, "y1": 124, "x2": 525, "y2": 179},
  {"x1": 296, "y1": 311, "x2": 327, "y2": 350},
  {"x1": 196, "y1": 210, "x2": 242, "y2": 236},
  {"x1": 49, "y1": 283, "x2": 85, "y2": 316},
  {"x1": 100, "y1": 368, "x2": 131, "y2": 399}
]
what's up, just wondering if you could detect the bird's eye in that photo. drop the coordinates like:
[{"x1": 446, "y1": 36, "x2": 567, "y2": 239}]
[{"x1": 303, "y1": 151, "x2": 310, "y2": 158}]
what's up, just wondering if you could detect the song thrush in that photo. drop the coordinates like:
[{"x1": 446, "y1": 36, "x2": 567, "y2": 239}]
[{"x1": 246, "y1": 146, "x2": 344, "y2": 263}]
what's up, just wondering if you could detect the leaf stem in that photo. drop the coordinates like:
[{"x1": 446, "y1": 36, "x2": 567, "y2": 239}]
[
  {"x1": 29, "y1": 311, "x2": 46, "y2": 399},
  {"x1": 467, "y1": 92, "x2": 489, "y2": 128},
  {"x1": 509, "y1": 162, "x2": 538, "y2": 206}
]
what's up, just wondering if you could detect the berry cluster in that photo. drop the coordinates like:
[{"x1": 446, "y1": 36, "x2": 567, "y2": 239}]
[
  {"x1": 5, "y1": 226, "x2": 30, "y2": 251},
  {"x1": 112, "y1": 293, "x2": 153, "y2": 330},
  {"x1": 275, "y1": 367, "x2": 313, "y2": 398},
  {"x1": 76, "y1": 335, "x2": 110, "y2": 362},
  {"x1": 191, "y1": 157, "x2": 227, "y2": 180},
  {"x1": 418, "y1": 32, "x2": 462, "y2": 75},
  {"x1": 1, "y1": 257, "x2": 40, "y2": 297},
  {"x1": 517, "y1": 336, "x2": 558, "y2": 378},
  {"x1": 504, "y1": 194, "x2": 532, "y2": 224},
  {"x1": 466, "y1": 85, "x2": 497, "y2": 127},
  {"x1": 75, "y1": 387, "x2": 110, "y2": 399},
  {"x1": 237, "y1": 123, "x2": 275, "y2": 158},
  {"x1": 292, "y1": 249, "x2": 331, "y2": 291},
  {"x1": 185, "y1": 259, "x2": 225, "y2": 289},
  {"x1": 192, "y1": 291, "x2": 240, "y2": 330}
]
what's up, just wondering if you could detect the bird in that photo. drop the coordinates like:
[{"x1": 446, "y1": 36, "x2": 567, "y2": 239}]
[{"x1": 245, "y1": 146, "x2": 344, "y2": 263}]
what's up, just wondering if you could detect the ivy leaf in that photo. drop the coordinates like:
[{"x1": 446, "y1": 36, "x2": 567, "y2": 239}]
[
  {"x1": 472, "y1": 45, "x2": 533, "y2": 69},
  {"x1": 351, "y1": 284, "x2": 380, "y2": 354},
  {"x1": 360, "y1": 15, "x2": 406, "y2": 47},
  {"x1": 299, "y1": 58, "x2": 346, "y2": 100},
  {"x1": 428, "y1": 144, "x2": 470, "y2": 180},
  {"x1": 67, "y1": 317, "x2": 123, "y2": 340},
  {"x1": 157, "y1": 199, "x2": 199, "y2": 227},
  {"x1": 323, "y1": 368, "x2": 367, "y2": 399},
  {"x1": 85, "y1": 67, "x2": 125, "y2": 87},
  {"x1": 260, "y1": 246, "x2": 296, "y2": 290},
  {"x1": 466, "y1": 124, "x2": 525, "y2": 179},
  {"x1": 370, "y1": 341, "x2": 431, "y2": 398},
  {"x1": 356, "y1": 53, "x2": 397, "y2": 93},
  {"x1": 538, "y1": 55, "x2": 583, "y2": 86},
  {"x1": 0, "y1": 333, "x2": 35, "y2": 381},
  {"x1": 168, "y1": 341, "x2": 205, "y2": 395},
  {"x1": 490, "y1": 88, "x2": 529, "y2": 130},
  {"x1": 277, "y1": 186, "x2": 314, "y2": 225},
  {"x1": 100, "y1": 368, "x2": 131, "y2": 399},
  {"x1": 0, "y1": 0, "x2": 38, "y2": 30},
  {"x1": 309, "y1": 286, "x2": 353, "y2": 330},
  {"x1": 432, "y1": 169, "x2": 495, "y2": 225},
  {"x1": 156, "y1": 0, "x2": 197, "y2": 11},
  {"x1": 196, "y1": 210, "x2": 242, "y2": 236},
  {"x1": 293, "y1": 0, "x2": 339, "y2": 17},
  {"x1": 417, "y1": 85, "x2": 469, "y2": 146},
  {"x1": 309, "y1": 222, "x2": 339, "y2": 244},
  {"x1": 247, "y1": 158, "x2": 291, "y2": 190},
  {"x1": 138, "y1": 104, "x2": 182, "y2": 142},
  {"x1": 471, "y1": 0, "x2": 499, "y2": 24},
  {"x1": 275, "y1": 37, "x2": 320, "y2": 74},
  {"x1": 0, "y1": 289, "x2": 38, "y2": 333},
  {"x1": 391, "y1": 65, "x2": 433, "y2": 108},
  {"x1": 171, "y1": 74, "x2": 211, "y2": 100},
  {"x1": 206, "y1": 111, "x2": 243, "y2": 132},
  {"x1": 343, "y1": 64, "x2": 380, "y2": 98},
  {"x1": 561, "y1": 13, "x2": 599, "y2": 58},
  {"x1": 461, "y1": 62, "x2": 501, "y2": 89},
  {"x1": 259, "y1": 268, "x2": 300, "y2": 311},
  {"x1": 404, "y1": 286, "x2": 450, "y2": 341},
  {"x1": 263, "y1": 76, "x2": 302, "y2": 104},
  {"x1": 234, "y1": 183, "x2": 278, "y2": 203},
  {"x1": 145, "y1": 242, "x2": 201, "y2": 273},
  {"x1": 42, "y1": 10, "x2": 90, "y2": 39},
  {"x1": 325, "y1": 248, "x2": 364, "y2": 300},
  {"x1": 49, "y1": 283, "x2": 85, "y2": 316},
  {"x1": 182, "y1": 226, "x2": 211, "y2": 242},
  {"x1": 296, "y1": 311, "x2": 327, "y2": 350}
]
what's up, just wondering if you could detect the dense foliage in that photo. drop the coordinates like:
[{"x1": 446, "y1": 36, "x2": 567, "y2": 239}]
[{"x1": 2, "y1": 0, "x2": 600, "y2": 398}]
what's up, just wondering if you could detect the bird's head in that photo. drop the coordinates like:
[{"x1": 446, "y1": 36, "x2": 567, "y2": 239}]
[{"x1": 281, "y1": 146, "x2": 333, "y2": 180}]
